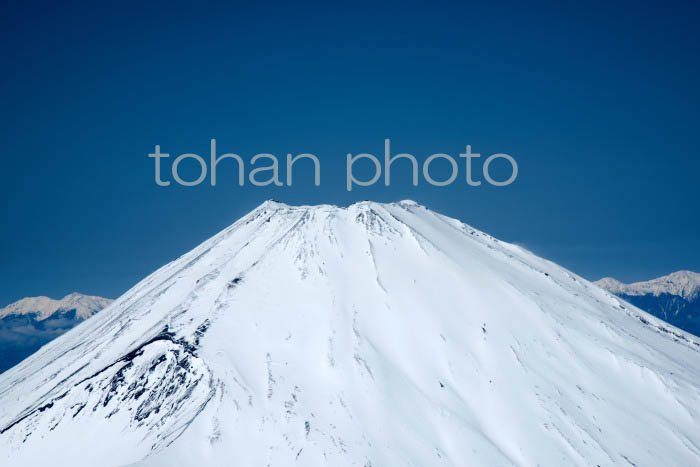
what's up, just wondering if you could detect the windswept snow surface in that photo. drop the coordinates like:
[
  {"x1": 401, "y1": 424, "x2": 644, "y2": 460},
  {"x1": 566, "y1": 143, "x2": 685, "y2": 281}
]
[{"x1": 1, "y1": 201, "x2": 699, "y2": 467}]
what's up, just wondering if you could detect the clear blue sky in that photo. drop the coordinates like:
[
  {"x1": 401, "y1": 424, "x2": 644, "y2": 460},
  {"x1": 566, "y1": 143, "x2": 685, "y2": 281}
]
[{"x1": 1, "y1": 0, "x2": 699, "y2": 305}]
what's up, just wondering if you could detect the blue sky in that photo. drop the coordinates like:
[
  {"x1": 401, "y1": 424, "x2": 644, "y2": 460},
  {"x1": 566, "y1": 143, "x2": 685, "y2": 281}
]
[{"x1": 1, "y1": 0, "x2": 699, "y2": 305}]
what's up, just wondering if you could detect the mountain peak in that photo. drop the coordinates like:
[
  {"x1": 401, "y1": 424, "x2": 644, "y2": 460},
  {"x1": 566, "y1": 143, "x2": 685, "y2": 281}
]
[
  {"x1": 257, "y1": 199, "x2": 425, "y2": 211},
  {"x1": 596, "y1": 276, "x2": 624, "y2": 286}
]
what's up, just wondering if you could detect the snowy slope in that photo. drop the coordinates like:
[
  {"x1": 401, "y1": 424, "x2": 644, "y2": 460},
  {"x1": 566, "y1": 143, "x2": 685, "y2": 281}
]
[{"x1": 0, "y1": 200, "x2": 699, "y2": 467}]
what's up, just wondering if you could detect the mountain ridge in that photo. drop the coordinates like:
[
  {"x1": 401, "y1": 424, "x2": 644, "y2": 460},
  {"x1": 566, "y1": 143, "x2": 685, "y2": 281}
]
[
  {"x1": 0, "y1": 293, "x2": 113, "y2": 321},
  {"x1": 595, "y1": 271, "x2": 700, "y2": 337},
  {"x1": 0, "y1": 293, "x2": 113, "y2": 374},
  {"x1": 595, "y1": 270, "x2": 700, "y2": 300}
]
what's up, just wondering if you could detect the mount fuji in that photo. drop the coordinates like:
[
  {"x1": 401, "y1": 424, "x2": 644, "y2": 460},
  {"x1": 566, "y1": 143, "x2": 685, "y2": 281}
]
[{"x1": 1, "y1": 201, "x2": 699, "y2": 466}]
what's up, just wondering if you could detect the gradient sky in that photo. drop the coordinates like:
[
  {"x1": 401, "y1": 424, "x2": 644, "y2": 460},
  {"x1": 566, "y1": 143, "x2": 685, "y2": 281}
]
[{"x1": 1, "y1": 0, "x2": 699, "y2": 305}]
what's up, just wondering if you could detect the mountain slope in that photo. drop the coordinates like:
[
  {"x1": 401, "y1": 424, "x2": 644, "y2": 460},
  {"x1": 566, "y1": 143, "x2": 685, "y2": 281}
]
[
  {"x1": 0, "y1": 293, "x2": 113, "y2": 374},
  {"x1": 595, "y1": 272, "x2": 700, "y2": 337},
  {"x1": 0, "y1": 201, "x2": 699, "y2": 467}
]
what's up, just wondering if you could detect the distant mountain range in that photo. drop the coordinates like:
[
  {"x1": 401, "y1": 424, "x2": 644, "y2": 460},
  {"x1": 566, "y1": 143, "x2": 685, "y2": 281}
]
[
  {"x1": 595, "y1": 271, "x2": 700, "y2": 337},
  {"x1": 0, "y1": 293, "x2": 112, "y2": 373}
]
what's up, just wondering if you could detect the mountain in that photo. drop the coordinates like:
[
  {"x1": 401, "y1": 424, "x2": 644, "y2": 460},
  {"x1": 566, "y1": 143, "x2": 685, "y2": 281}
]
[
  {"x1": 595, "y1": 271, "x2": 700, "y2": 300},
  {"x1": 595, "y1": 271, "x2": 700, "y2": 337},
  {"x1": 1, "y1": 200, "x2": 699, "y2": 466},
  {"x1": 0, "y1": 293, "x2": 113, "y2": 374}
]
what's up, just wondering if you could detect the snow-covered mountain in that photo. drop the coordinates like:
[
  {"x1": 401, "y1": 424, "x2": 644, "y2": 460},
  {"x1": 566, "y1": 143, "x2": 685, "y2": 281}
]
[
  {"x1": 596, "y1": 271, "x2": 700, "y2": 300},
  {"x1": 596, "y1": 271, "x2": 700, "y2": 337},
  {"x1": 1, "y1": 201, "x2": 699, "y2": 467},
  {"x1": 0, "y1": 293, "x2": 113, "y2": 321},
  {"x1": 0, "y1": 293, "x2": 113, "y2": 374}
]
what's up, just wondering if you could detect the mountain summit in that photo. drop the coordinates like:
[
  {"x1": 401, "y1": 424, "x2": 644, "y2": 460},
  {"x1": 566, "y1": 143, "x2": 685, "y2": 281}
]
[{"x1": 1, "y1": 201, "x2": 699, "y2": 466}]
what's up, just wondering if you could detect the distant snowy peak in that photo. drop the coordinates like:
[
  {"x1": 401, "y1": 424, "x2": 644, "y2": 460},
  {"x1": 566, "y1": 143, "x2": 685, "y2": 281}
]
[
  {"x1": 594, "y1": 277, "x2": 625, "y2": 290},
  {"x1": 595, "y1": 271, "x2": 700, "y2": 299},
  {"x1": 0, "y1": 293, "x2": 113, "y2": 321}
]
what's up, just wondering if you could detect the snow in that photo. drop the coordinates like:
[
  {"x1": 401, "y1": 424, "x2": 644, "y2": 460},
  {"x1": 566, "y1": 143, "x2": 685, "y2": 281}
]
[
  {"x1": 1, "y1": 201, "x2": 699, "y2": 466},
  {"x1": 0, "y1": 293, "x2": 113, "y2": 320},
  {"x1": 595, "y1": 270, "x2": 700, "y2": 299}
]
